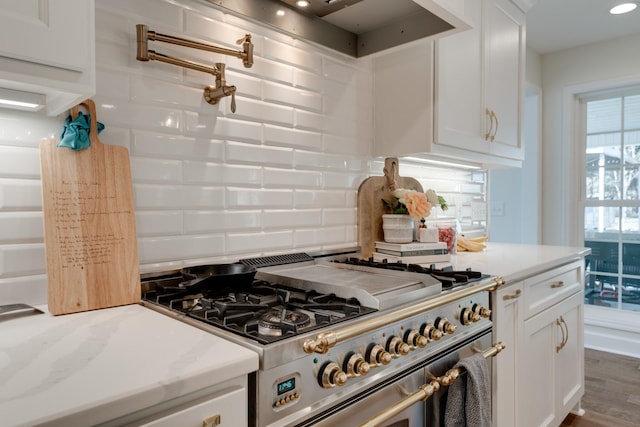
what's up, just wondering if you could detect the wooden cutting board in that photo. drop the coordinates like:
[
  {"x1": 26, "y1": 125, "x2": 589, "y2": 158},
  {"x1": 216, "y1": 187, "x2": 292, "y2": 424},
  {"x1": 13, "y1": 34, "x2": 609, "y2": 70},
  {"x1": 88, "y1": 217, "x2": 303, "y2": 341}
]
[
  {"x1": 39, "y1": 99, "x2": 140, "y2": 315},
  {"x1": 357, "y1": 158, "x2": 424, "y2": 259}
]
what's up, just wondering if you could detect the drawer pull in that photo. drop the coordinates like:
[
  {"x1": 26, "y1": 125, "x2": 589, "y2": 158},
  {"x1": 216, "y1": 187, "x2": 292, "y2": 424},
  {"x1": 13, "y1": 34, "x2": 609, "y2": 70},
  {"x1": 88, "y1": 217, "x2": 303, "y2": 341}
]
[
  {"x1": 550, "y1": 281, "x2": 564, "y2": 289},
  {"x1": 203, "y1": 414, "x2": 221, "y2": 427},
  {"x1": 503, "y1": 289, "x2": 522, "y2": 300}
]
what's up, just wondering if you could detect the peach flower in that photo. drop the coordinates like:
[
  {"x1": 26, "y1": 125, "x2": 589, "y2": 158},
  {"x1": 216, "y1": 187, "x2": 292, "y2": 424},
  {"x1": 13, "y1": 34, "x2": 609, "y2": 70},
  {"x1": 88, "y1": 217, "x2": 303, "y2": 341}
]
[{"x1": 393, "y1": 189, "x2": 432, "y2": 221}]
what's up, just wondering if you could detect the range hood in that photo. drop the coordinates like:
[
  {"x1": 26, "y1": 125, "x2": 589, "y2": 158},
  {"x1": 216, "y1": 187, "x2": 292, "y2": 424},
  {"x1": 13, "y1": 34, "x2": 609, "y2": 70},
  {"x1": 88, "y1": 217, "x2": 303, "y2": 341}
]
[{"x1": 204, "y1": 0, "x2": 470, "y2": 57}]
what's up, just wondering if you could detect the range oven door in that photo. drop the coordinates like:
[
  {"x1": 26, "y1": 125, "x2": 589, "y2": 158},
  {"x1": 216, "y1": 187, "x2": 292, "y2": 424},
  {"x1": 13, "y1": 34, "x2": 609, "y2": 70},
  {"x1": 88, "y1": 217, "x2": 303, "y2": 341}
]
[{"x1": 296, "y1": 330, "x2": 494, "y2": 427}]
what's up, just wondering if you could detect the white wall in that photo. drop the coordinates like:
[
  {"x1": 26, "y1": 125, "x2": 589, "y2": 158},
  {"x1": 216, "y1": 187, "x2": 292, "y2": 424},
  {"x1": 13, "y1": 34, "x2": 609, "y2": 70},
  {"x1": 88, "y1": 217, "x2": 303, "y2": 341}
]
[
  {"x1": 0, "y1": 0, "x2": 487, "y2": 306},
  {"x1": 488, "y1": 48, "x2": 542, "y2": 244}
]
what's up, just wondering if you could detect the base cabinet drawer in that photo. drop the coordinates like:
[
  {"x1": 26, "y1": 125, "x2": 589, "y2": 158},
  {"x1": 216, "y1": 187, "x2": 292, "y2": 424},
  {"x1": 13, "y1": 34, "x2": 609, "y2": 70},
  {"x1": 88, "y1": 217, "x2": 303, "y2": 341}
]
[
  {"x1": 137, "y1": 386, "x2": 247, "y2": 427},
  {"x1": 523, "y1": 260, "x2": 583, "y2": 319}
]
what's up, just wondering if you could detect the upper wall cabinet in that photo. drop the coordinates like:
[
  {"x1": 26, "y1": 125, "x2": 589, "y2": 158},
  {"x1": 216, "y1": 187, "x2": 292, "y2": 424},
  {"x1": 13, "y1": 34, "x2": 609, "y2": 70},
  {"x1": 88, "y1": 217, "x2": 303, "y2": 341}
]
[
  {"x1": 373, "y1": 0, "x2": 525, "y2": 168},
  {"x1": 0, "y1": 0, "x2": 95, "y2": 116}
]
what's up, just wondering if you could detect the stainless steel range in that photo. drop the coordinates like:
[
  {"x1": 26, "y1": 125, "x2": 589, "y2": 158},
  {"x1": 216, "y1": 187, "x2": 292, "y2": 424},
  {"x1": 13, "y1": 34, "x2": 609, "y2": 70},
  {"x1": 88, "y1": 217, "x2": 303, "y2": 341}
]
[{"x1": 141, "y1": 250, "x2": 505, "y2": 427}]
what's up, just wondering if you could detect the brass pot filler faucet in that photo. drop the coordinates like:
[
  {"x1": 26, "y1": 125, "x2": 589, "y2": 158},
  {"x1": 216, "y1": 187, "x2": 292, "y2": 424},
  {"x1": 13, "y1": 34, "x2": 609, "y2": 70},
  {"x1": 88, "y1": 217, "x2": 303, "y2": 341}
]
[{"x1": 136, "y1": 24, "x2": 253, "y2": 113}]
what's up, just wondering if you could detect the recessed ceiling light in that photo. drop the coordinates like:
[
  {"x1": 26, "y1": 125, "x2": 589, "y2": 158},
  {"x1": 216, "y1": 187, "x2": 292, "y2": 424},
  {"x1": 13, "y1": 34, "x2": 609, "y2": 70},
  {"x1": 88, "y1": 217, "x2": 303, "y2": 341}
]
[
  {"x1": 610, "y1": 2, "x2": 637, "y2": 14},
  {"x1": 296, "y1": 0, "x2": 310, "y2": 7},
  {"x1": 276, "y1": 9, "x2": 286, "y2": 16}
]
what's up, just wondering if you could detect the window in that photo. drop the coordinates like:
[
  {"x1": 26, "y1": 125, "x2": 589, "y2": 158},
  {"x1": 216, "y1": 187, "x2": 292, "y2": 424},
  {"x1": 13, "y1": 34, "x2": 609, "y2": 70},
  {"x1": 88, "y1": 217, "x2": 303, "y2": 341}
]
[{"x1": 582, "y1": 87, "x2": 640, "y2": 312}]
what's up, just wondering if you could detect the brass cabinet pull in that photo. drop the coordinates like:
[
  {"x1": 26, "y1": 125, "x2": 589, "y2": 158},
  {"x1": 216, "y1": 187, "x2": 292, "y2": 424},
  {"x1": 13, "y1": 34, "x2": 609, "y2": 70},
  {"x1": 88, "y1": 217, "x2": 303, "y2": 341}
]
[
  {"x1": 491, "y1": 110, "x2": 499, "y2": 141},
  {"x1": 503, "y1": 289, "x2": 522, "y2": 300},
  {"x1": 550, "y1": 280, "x2": 564, "y2": 289},
  {"x1": 203, "y1": 414, "x2": 221, "y2": 427},
  {"x1": 556, "y1": 316, "x2": 568, "y2": 352},
  {"x1": 484, "y1": 108, "x2": 494, "y2": 141}
]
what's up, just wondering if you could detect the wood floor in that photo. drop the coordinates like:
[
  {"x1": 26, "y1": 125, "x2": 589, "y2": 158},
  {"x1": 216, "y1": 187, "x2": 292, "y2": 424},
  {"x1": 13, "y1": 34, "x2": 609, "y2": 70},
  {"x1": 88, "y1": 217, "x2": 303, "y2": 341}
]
[{"x1": 560, "y1": 348, "x2": 640, "y2": 427}]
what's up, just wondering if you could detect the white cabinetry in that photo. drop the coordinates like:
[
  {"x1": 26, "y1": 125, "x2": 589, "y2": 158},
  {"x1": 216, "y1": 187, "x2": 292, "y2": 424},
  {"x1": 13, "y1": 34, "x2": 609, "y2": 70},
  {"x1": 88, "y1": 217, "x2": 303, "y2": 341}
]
[
  {"x1": 492, "y1": 282, "x2": 523, "y2": 427},
  {"x1": 373, "y1": 0, "x2": 525, "y2": 168},
  {"x1": 492, "y1": 260, "x2": 585, "y2": 427},
  {"x1": 0, "y1": 0, "x2": 95, "y2": 115},
  {"x1": 137, "y1": 386, "x2": 247, "y2": 427}
]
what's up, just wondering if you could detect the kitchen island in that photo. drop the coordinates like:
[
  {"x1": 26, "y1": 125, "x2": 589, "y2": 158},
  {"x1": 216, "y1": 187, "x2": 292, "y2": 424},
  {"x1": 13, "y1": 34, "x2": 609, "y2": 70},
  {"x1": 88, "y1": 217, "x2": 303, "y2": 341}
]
[
  {"x1": 0, "y1": 303, "x2": 258, "y2": 427},
  {"x1": 453, "y1": 242, "x2": 589, "y2": 427}
]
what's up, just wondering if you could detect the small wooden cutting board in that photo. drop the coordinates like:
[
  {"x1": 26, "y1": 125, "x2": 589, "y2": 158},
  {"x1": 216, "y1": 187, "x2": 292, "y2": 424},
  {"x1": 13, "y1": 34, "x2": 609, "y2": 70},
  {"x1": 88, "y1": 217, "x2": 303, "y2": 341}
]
[
  {"x1": 39, "y1": 100, "x2": 140, "y2": 315},
  {"x1": 357, "y1": 158, "x2": 423, "y2": 259}
]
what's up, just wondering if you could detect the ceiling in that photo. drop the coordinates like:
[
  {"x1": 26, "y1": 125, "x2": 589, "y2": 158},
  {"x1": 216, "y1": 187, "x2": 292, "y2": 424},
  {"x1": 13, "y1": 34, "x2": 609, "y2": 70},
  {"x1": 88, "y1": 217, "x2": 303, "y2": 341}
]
[{"x1": 526, "y1": 0, "x2": 640, "y2": 54}]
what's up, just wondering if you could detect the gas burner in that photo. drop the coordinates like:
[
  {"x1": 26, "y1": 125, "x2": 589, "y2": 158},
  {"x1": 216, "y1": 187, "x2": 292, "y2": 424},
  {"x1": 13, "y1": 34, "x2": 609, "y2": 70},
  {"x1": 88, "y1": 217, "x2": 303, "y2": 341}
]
[{"x1": 258, "y1": 309, "x2": 312, "y2": 336}]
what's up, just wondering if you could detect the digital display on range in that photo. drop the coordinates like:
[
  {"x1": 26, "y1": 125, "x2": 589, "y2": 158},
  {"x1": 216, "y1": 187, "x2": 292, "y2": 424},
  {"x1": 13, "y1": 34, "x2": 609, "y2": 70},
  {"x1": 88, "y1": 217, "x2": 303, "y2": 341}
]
[{"x1": 277, "y1": 378, "x2": 295, "y2": 395}]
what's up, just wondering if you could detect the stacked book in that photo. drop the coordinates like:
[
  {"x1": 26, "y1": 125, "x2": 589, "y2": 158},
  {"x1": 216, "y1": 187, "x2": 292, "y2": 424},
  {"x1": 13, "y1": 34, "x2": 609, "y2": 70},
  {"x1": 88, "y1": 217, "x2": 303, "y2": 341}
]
[{"x1": 373, "y1": 241, "x2": 450, "y2": 264}]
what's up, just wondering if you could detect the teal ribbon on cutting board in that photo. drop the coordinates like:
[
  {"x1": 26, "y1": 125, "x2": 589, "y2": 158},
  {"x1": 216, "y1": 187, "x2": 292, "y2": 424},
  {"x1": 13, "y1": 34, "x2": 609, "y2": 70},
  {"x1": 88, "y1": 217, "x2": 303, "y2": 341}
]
[{"x1": 57, "y1": 111, "x2": 105, "y2": 150}]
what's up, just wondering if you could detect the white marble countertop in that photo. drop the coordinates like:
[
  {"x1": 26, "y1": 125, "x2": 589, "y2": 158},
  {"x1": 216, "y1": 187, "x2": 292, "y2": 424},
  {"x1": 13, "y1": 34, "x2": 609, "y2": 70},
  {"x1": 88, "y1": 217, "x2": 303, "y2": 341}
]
[
  {"x1": 450, "y1": 242, "x2": 590, "y2": 284},
  {"x1": 0, "y1": 303, "x2": 258, "y2": 427}
]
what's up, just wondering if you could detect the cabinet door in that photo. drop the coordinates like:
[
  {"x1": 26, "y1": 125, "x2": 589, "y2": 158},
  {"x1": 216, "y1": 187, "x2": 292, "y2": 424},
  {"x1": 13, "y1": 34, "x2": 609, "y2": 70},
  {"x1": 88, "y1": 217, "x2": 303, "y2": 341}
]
[
  {"x1": 555, "y1": 291, "x2": 585, "y2": 419},
  {"x1": 519, "y1": 303, "x2": 559, "y2": 427},
  {"x1": 484, "y1": 0, "x2": 525, "y2": 160},
  {"x1": 0, "y1": 0, "x2": 91, "y2": 72},
  {"x1": 492, "y1": 282, "x2": 524, "y2": 427},
  {"x1": 434, "y1": 0, "x2": 486, "y2": 153},
  {"x1": 138, "y1": 386, "x2": 247, "y2": 427},
  {"x1": 519, "y1": 290, "x2": 585, "y2": 427}
]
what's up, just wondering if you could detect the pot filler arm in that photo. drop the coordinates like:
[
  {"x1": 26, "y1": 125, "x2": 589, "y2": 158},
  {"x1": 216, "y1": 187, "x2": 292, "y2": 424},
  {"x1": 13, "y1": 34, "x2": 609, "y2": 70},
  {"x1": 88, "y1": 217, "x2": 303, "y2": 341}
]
[{"x1": 135, "y1": 24, "x2": 253, "y2": 113}]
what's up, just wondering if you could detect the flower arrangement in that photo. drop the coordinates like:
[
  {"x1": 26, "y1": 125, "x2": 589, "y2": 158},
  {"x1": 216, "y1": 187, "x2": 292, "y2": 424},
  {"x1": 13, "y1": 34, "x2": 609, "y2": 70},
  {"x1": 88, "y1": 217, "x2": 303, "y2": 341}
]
[{"x1": 382, "y1": 188, "x2": 447, "y2": 221}]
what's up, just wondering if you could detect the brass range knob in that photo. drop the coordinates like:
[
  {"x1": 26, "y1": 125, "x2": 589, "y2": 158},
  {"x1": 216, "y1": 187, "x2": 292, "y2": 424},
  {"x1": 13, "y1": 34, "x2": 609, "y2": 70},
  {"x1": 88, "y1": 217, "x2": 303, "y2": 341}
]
[
  {"x1": 344, "y1": 352, "x2": 370, "y2": 377},
  {"x1": 473, "y1": 303, "x2": 492, "y2": 319},
  {"x1": 420, "y1": 323, "x2": 443, "y2": 341},
  {"x1": 319, "y1": 362, "x2": 347, "y2": 388},
  {"x1": 435, "y1": 317, "x2": 456, "y2": 335},
  {"x1": 387, "y1": 336, "x2": 410, "y2": 357},
  {"x1": 404, "y1": 329, "x2": 428, "y2": 349},
  {"x1": 366, "y1": 344, "x2": 392, "y2": 366},
  {"x1": 460, "y1": 307, "x2": 481, "y2": 325}
]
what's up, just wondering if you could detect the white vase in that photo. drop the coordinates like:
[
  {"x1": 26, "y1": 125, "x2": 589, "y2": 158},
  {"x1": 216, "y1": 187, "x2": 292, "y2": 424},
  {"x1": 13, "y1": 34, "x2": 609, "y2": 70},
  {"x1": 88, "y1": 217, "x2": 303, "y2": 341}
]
[{"x1": 382, "y1": 214, "x2": 415, "y2": 243}]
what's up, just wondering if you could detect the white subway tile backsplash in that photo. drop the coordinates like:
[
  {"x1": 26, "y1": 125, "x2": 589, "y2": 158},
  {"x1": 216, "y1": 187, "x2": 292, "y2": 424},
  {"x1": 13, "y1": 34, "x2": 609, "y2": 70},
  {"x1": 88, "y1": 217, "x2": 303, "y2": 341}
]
[
  {"x1": 138, "y1": 234, "x2": 225, "y2": 263},
  {"x1": 0, "y1": 213, "x2": 43, "y2": 243},
  {"x1": 295, "y1": 227, "x2": 350, "y2": 247},
  {"x1": 230, "y1": 97, "x2": 294, "y2": 126},
  {"x1": 0, "y1": 179, "x2": 42, "y2": 209},
  {"x1": 263, "y1": 81, "x2": 322, "y2": 112},
  {"x1": 322, "y1": 208, "x2": 357, "y2": 226},
  {"x1": 264, "y1": 124, "x2": 322, "y2": 149},
  {"x1": 97, "y1": 0, "x2": 184, "y2": 30},
  {"x1": 0, "y1": 244, "x2": 45, "y2": 277},
  {"x1": 227, "y1": 188, "x2": 293, "y2": 209},
  {"x1": 263, "y1": 168, "x2": 323, "y2": 188},
  {"x1": 184, "y1": 210, "x2": 262, "y2": 234},
  {"x1": 0, "y1": 146, "x2": 41, "y2": 179},
  {"x1": 130, "y1": 157, "x2": 183, "y2": 183},
  {"x1": 184, "y1": 162, "x2": 262, "y2": 186},
  {"x1": 135, "y1": 211, "x2": 183, "y2": 237},
  {"x1": 294, "y1": 190, "x2": 348, "y2": 209},
  {"x1": 264, "y1": 38, "x2": 323, "y2": 72},
  {"x1": 227, "y1": 230, "x2": 293, "y2": 254},
  {"x1": 132, "y1": 132, "x2": 224, "y2": 160},
  {"x1": 226, "y1": 141, "x2": 293, "y2": 166},
  {"x1": 0, "y1": 0, "x2": 487, "y2": 305},
  {"x1": 263, "y1": 209, "x2": 322, "y2": 228}
]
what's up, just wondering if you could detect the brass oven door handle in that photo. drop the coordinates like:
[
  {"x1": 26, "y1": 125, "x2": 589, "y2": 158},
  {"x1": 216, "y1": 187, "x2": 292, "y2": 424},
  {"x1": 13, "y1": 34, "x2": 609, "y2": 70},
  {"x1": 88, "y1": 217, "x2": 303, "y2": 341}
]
[{"x1": 358, "y1": 342, "x2": 506, "y2": 427}]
